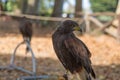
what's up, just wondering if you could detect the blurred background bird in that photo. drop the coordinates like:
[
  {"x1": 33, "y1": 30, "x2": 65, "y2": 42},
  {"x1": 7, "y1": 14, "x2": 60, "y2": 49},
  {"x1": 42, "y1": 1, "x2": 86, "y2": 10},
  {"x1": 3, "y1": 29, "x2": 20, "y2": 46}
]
[
  {"x1": 52, "y1": 20, "x2": 96, "y2": 80},
  {"x1": 18, "y1": 16, "x2": 33, "y2": 54}
]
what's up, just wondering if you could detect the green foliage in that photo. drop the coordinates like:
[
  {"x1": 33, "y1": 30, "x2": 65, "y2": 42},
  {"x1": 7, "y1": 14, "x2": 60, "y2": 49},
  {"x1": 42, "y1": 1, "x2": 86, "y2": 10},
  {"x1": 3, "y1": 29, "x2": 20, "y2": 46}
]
[
  {"x1": 1, "y1": 0, "x2": 17, "y2": 12},
  {"x1": 90, "y1": 0, "x2": 118, "y2": 12},
  {"x1": 6, "y1": 1, "x2": 13, "y2": 11}
]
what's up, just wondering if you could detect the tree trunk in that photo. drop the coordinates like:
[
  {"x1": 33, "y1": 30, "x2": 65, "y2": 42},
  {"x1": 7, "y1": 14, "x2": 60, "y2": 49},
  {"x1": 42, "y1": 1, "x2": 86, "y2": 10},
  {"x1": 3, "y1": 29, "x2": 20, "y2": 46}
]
[
  {"x1": 51, "y1": 0, "x2": 64, "y2": 17},
  {"x1": 32, "y1": 0, "x2": 40, "y2": 15},
  {"x1": 21, "y1": 0, "x2": 40, "y2": 15},
  {"x1": 75, "y1": 0, "x2": 82, "y2": 17},
  {"x1": 21, "y1": 0, "x2": 28, "y2": 14},
  {"x1": 0, "y1": 3, "x2": 3, "y2": 11},
  {"x1": 26, "y1": 0, "x2": 40, "y2": 15}
]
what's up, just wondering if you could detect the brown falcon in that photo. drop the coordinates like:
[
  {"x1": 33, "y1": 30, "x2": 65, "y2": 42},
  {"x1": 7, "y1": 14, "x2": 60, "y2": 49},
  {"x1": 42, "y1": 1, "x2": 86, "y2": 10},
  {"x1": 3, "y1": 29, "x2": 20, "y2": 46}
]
[
  {"x1": 19, "y1": 17, "x2": 33, "y2": 53},
  {"x1": 52, "y1": 20, "x2": 96, "y2": 80}
]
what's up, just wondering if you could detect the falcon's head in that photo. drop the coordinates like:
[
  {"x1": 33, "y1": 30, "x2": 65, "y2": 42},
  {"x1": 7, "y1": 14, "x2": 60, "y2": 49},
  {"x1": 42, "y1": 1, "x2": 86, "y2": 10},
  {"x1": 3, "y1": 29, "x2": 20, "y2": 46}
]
[{"x1": 59, "y1": 20, "x2": 82, "y2": 33}]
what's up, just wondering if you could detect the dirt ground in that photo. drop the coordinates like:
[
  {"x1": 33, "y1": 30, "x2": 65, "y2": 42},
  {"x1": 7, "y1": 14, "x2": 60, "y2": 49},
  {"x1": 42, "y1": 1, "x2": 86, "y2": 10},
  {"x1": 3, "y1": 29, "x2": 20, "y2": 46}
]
[{"x1": 0, "y1": 18, "x2": 120, "y2": 80}]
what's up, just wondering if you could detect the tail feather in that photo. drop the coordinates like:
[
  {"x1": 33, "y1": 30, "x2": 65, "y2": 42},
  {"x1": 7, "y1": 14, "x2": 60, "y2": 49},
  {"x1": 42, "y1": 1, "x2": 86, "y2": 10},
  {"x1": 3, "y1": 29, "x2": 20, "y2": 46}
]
[
  {"x1": 25, "y1": 38, "x2": 31, "y2": 54},
  {"x1": 77, "y1": 68, "x2": 89, "y2": 80},
  {"x1": 83, "y1": 60, "x2": 96, "y2": 79},
  {"x1": 86, "y1": 75, "x2": 91, "y2": 80},
  {"x1": 77, "y1": 67, "x2": 95, "y2": 80},
  {"x1": 91, "y1": 68, "x2": 96, "y2": 78}
]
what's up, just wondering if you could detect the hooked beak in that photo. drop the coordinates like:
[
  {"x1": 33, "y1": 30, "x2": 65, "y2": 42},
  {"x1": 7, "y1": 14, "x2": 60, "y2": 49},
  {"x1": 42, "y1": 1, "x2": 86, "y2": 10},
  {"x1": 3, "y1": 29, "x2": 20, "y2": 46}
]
[{"x1": 73, "y1": 26, "x2": 82, "y2": 32}]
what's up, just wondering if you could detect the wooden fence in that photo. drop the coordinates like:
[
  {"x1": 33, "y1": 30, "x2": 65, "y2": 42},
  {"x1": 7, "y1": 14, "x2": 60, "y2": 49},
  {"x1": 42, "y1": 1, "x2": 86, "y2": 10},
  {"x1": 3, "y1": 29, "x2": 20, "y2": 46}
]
[{"x1": 0, "y1": 11, "x2": 119, "y2": 39}]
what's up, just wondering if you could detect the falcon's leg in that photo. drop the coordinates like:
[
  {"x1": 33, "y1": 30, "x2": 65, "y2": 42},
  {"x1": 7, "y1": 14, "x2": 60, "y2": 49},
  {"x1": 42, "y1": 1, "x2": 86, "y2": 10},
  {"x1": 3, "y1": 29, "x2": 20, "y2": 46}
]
[
  {"x1": 24, "y1": 48, "x2": 28, "y2": 60},
  {"x1": 63, "y1": 70, "x2": 69, "y2": 80},
  {"x1": 24, "y1": 38, "x2": 30, "y2": 60},
  {"x1": 76, "y1": 73, "x2": 82, "y2": 80},
  {"x1": 70, "y1": 74, "x2": 81, "y2": 80}
]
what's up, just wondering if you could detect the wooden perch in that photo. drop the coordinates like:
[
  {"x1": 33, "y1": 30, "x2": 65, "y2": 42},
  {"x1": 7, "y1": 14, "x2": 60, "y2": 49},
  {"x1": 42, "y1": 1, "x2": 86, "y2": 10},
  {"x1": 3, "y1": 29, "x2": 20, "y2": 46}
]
[
  {"x1": 112, "y1": 24, "x2": 118, "y2": 28},
  {"x1": 99, "y1": 20, "x2": 114, "y2": 31},
  {"x1": 89, "y1": 12, "x2": 117, "y2": 16},
  {"x1": 76, "y1": 12, "x2": 117, "y2": 16},
  {"x1": 89, "y1": 15, "x2": 118, "y2": 38},
  {"x1": 1, "y1": 11, "x2": 119, "y2": 39},
  {"x1": 89, "y1": 16, "x2": 104, "y2": 28},
  {"x1": 104, "y1": 29, "x2": 117, "y2": 38},
  {"x1": 0, "y1": 11, "x2": 81, "y2": 22},
  {"x1": 84, "y1": 14, "x2": 115, "y2": 33}
]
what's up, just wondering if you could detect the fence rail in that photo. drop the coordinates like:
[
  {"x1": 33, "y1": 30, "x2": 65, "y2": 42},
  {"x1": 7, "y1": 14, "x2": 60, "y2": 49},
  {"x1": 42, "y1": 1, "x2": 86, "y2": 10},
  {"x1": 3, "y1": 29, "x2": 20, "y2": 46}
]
[{"x1": 0, "y1": 11, "x2": 119, "y2": 39}]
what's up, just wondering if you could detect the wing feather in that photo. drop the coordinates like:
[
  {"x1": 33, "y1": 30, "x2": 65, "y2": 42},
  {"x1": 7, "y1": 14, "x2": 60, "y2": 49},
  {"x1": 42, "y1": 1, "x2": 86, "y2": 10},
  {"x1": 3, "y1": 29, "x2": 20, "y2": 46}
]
[{"x1": 64, "y1": 37, "x2": 93, "y2": 75}]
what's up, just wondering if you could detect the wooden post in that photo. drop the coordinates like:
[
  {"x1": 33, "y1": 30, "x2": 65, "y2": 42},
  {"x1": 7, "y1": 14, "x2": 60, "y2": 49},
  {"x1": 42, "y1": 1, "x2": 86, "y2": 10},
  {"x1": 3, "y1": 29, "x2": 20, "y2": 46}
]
[
  {"x1": 117, "y1": 14, "x2": 120, "y2": 41},
  {"x1": 116, "y1": 0, "x2": 120, "y2": 41},
  {"x1": 84, "y1": 13, "x2": 90, "y2": 33}
]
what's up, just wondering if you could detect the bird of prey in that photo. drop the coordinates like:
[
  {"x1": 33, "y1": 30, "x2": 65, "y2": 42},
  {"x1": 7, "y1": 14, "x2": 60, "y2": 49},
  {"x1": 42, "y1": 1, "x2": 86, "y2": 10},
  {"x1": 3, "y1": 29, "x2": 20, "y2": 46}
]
[
  {"x1": 19, "y1": 17, "x2": 33, "y2": 53},
  {"x1": 52, "y1": 20, "x2": 96, "y2": 80}
]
